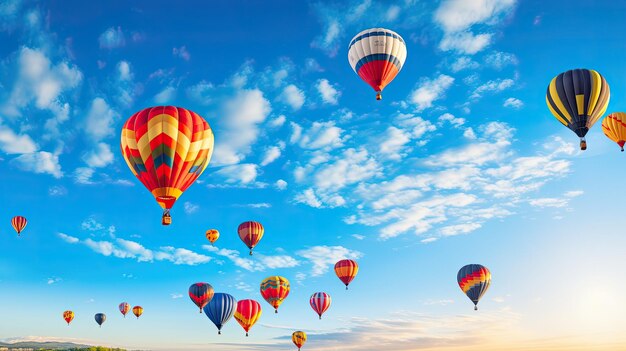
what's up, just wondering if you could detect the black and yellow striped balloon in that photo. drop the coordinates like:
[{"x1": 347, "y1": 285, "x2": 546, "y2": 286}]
[{"x1": 546, "y1": 69, "x2": 610, "y2": 150}]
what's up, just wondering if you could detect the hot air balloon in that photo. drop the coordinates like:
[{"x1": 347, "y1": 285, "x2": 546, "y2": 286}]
[
  {"x1": 238, "y1": 221, "x2": 264, "y2": 255},
  {"x1": 204, "y1": 293, "x2": 237, "y2": 335},
  {"x1": 334, "y1": 259, "x2": 359, "y2": 290},
  {"x1": 63, "y1": 310, "x2": 74, "y2": 326},
  {"x1": 348, "y1": 28, "x2": 407, "y2": 100},
  {"x1": 120, "y1": 106, "x2": 214, "y2": 225},
  {"x1": 260, "y1": 276, "x2": 290, "y2": 313},
  {"x1": 234, "y1": 299, "x2": 262, "y2": 337},
  {"x1": 546, "y1": 69, "x2": 610, "y2": 150},
  {"x1": 94, "y1": 313, "x2": 106, "y2": 327},
  {"x1": 310, "y1": 292, "x2": 331, "y2": 319},
  {"x1": 119, "y1": 302, "x2": 130, "y2": 318},
  {"x1": 132, "y1": 306, "x2": 143, "y2": 319},
  {"x1": 11, "y1": 216, "x2": 27, "y2": 235},
  {"x1": 602, "y1": 112, "x2": 626, "y2": 151},
  {"x1": 292, "y1": 331, "x2": 307, "y2": 351},
  {"x1": 189, "y1": 282, "x2": 214, "y2": 313},
  {"x1": 457, "y1": 264, "x2": 491, "y2": 311},
  {"x1": 206, "y1": 229, "x2": 219, "y2": 246}
]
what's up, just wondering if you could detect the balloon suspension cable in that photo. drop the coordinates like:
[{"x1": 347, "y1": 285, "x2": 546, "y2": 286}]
[
  {"x1": 376, "y1": 92, "x2": 382, "y2": 100},
  {"x1": 199, "y1": 309, "x2": 203, "y2": 313},
  {"x1": 579, "y1": 138, "x2": 587, "y2": 151}
]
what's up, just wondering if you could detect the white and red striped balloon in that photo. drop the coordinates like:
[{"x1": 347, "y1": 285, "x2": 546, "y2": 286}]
[{"x1": 309, "y1": 292, "x2": 331, "y2": 319}]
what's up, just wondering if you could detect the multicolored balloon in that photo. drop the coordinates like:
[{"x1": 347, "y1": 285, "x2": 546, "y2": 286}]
[
  {"x1": 292, "y1": 331, "x2": 307, "y2": 350},
  {"x1": 310, "y1": 292, "x2": 331, "y2": 319},
  {"x1": 94, "y1": 313, "x2": 106, "y2": 327},
  {"x1": 63, "y1": 310, "x2": 74, "y2": 326},
  {"x1": 204, "y1": 293, "x2": 237, "y2": 335},
  {"x1": 457, "y1": 264, "x2": 491, "y2": 311},
  {"x1": 334, "y1": 259, "x2": 359, "y2": 290},
  {"x1": 120, "y1": 106, "x2": 215, "y2": 225},
  {"x1": 189, "y1": 282, "x2": 214, "y2": 313},
  {"x1": 119, "y1": 302, "x2": 130, "y2": 318},
  {"x1": 546, "y1": 68, "x2": 610, "y2": 150},
  {"x1": 260, "y1": 276, "x2": 290, "y2": 313},
  {"x1": 238, "y1": 221, "x2": 264, "y2": 255},
  {"x1": 602, "y1": 112, "x2": 626, "y2": 151},
  {"x1": 132, "y1": 306, "x2": 143, "y2": 319},
  {"x1": 234, "y1": 299, "x2": 262, "y2": 337},
  {"x1": 11, "y1": 216, "x2": 27, "y2": 235},
  {"x1": 348, "y1": 28, "x2": 407, "y2": 100},
  {"x1": 206, "y1": 229, "x2": 220, "y2": 246}
]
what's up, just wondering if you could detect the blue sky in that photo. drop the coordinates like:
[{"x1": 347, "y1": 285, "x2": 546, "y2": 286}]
[{"x1": 1, "y1": 0, "x2": 626, "y2": 350}]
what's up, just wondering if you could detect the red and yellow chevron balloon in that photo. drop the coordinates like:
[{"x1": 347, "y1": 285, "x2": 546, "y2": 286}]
[
  {"x1": 11, "y1": 216, "x2": 27, "y2": 235},
  {"x1": 334, "y1": 259, "x2": 359, "y2": 290},
  {"x1": 62, "y1": 310, "x2": 74, "y2": 325},
  {"x1": 238, "y1": 221, "x2": 264, "y2": 255},
  {"x1": 260, "y1": 276, "x2": 290, "y2": 313},
  {"x1": 292, "y1": 331, "x2": 307, "y2": 350},
  {"x1": 119, "y1": 302, "x2": 130, "y2": 317},
  {"x1": 602, "y1": 112, "x2": 626, "y2": 151},
  {"x1": 234, "y1": 299, "x2": 262, "y2": 337},
  {"x1": 457, "y1": 264, "x2": 491, "y2": 311},
  {"x1": 120, "y1": 106, "x2": 214, "y2": 225},
  {"x1": 132, "y1": 305, "x2": 143, "y2": 319},
  {"x1": 189, "y1": 282, "x2": 214, "y2": 313},
  {"x1": 206, "y1": 229, "x2": 219, "y2": 246}
]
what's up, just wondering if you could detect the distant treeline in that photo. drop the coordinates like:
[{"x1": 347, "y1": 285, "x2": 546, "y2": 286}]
[{"x1": 36, "y1": 348, "x2": 127, "y2": 351}]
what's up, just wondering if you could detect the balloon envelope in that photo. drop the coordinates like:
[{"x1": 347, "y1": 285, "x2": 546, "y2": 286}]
[
  {"x1": 189, "y1": 282, "x2": 214, "y2": 312},
  {"x1": 204, "y1": 293, "x2": 237, "y2": 334},
  {"x1": 310, "y1": 292, "x2": 331, "y2": 319},
  {"x1": 546, "y1": 68, "x2": 610, "y2": 150},
  {"x1": 292, "y1": 331, "x2": 307, "y2": 350},
  {"x1": 234, "y1": 299, "x2": 262, "y2": 336},
  {"x1": 119, "y1": 302, "x2": 130, "y2": 317},
  {"x1": 132, "y1": 306, "x2": 143, "y2": 319},
  {"x1": 260, "y1": 276, "x2": 290, "y2": 312},
  {"x1": 334, "y1": 259, "x2": 359, "y2": 289},
  {"x1": 602, "y1": 112, "x2": 626, "y2": 151},
  {"x1": 94, "y1": 313, "x2": 106, "y2": 327},
  {"x1": 206, "y1": 229, "x2": 220, "y2": 245},
  {"x1": 11, "y1": 216, "x2": 27, "y2": 235},
  {"x1": 457, "y1": 264, "x2": 491, "y2": 310},
  {"x1": 63, "y1": 310, "x2": 74, "y2": 325},
  {"x1": 348, "y1": 28, "x2": 407, "y2": 100},
  {"x1": 120, "y1": 106, "x2": 214, "y2": 224},
  {"x1": 238, "y1": 221, "x2": 264, "y2": 255}
]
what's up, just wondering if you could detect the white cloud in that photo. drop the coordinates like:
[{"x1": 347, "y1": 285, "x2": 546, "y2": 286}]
[
  {"x1": 172, "y1": 46, "x2": 190, "y2": 61},
  {"x1": 438, "y1": 113, "x2": 465, "y2": 127},
  {"x1": 0, "y1": 125, "x2": 37, "y2": 154},
  {"x1": 385, "y1": 5, "x2": 401, "y2": 21},
  {"x1": 464, "y1": 128, "x2": 477, "y2": 139},
  {"x1": 352, "y1": 234, "x2": 365, "y2": 240},
  {"x1": 171, "y1": 293, "x2": 183, "y2": 299},
  {"x1": 74, "y1": 167, "x2": 95, "y2": 184},
  {"x1": 450, "y1": 56, "x2": 479, "y2": 72},
  {"x1": 275, "y1": 179, "x2": 288, "y2": 190},
  {"x1": 154, "y1": 86, "x2": 176, "y2": 104},
  {"x1": 296, "y1": 245, "x2": 363, "y2": 276},
  {"x1": 211, "y1": 89, "x2": 271, "y2": 165},
  {"x1": 291, "y1": 121, "x2": 345, "y2": 150},
  {"x1": 279, "y1": 84, "x2": 305, "y2": 110},
  {"x1": 99, "y1": 27, "x2": 125, "y2": 49},
  {"x1": 440, "y1": 223, "x2": 482, "y2": 236},
  {"x1": 439, "y1": 31, "x2": 493, "y2": 54},
  {"x1": 503, "y1": 97, "x2": 523, "y2": 109},
  {"x1": 565, "y1": 190, "x2": 583, "y2": 198},
  {"x1": 261, "y1": 142, "x2": 285, "y2": 166},
  {"x1": 471, "y1": 78, "x2": 514, "y2": 99},
  {"x1": 84, "y1": 97, "x2": 118, "y2": 141},
  {"x1": 528, "y1": 198, "x2": 568, "y2": 208},
  {"x1": 269, "y1": 115, "x2": 286, "y2": 128},
  {"x1": 186, "y1": 81, "x2": 214, "y2": 105},
  {"x1": 294, "y1": 188, "x2": 323, "y2": 208},
  {"x1": 47, "y1": 277, "x2": 61, "y2": 285},
  {"x1": 48, "y1": 185, "x2": 67, "y2": 196},
  {"x1": 214, "y1": 163, "x2": 259, "y2": 185},
  {"x1": 58, "y1": 233, "x2": 79, "y2": 244},
  {"x1": 485, "y1": 51, "x2": 518, "y2": 69},
  {"x1": 410, "y1": 74, "x2": 454, "y2": 111},
  {"x1": 316, "y1": 79, "x2": 340, "y2": 104},
  {"x1": 435, "y1": 0, "x2": 517, "y2": 32},
  {"x1": 13, "y1": 151, "x2": 62, "y2": 178},
  {"x1": 83, "y1": 142, "x2": 114, "y2": 168},
  {"x1": 314, "y1": 148, "x2": 380, "y2": 191},
  {"x1": 155, "y1": 246, "x2": 211, "y2": 265},
  {"x1": 184, "y1": 202, "x2": 199, "y2": 214},
  {"x1": 379, "y1": 126, "x2": 411, "y2": 160},
  {"x1": 117, "y1": 61, "x2": 132, "y2": 81}
]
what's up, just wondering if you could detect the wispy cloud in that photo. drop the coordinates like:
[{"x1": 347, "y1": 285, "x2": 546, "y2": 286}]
[
  {"x1": 410, "y1": 74, "x2": 455, "y2": 111},
  {"x1": 99, "y1": 26, "x2": 126, "y2": 49}
]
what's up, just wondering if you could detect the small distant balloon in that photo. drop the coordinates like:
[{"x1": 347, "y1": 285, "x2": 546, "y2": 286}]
[
  {"x1": 11, "y1": 216, "x2": 27, "y2": 235},
  {"x1": 334, "y1": 259, "x2": 359, "y2": 290},
  {"x1": 132, "y1": 306, "x2": 143, "y2": 319},
  {"x1": 63, "y1": 310, "x2": 74, "y2": 326},
  {"x1": 189, "y1": 282, "x2": 214, "y2": 313},
  {"x1": 94, "y1": 313, "x2": 106, "y2": 327},
  {"x1": 206, "y1": 229, "x2": 219, "y2": 245},
  {"x1": 457, "y1": 264, "x2": 491, "y2": 311},
  {"x1": 119, "y1": 302, "x2": 130, "y2": 318},
  {"x1": 310, "y1": 292, "x2": 331, "y2": 319},
  {"x1": 238, "y1": 221, "x2": 264, "y2": 255},
  {"x1": 292, "y1": 331, "x2": 307, "y2": 350}
]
